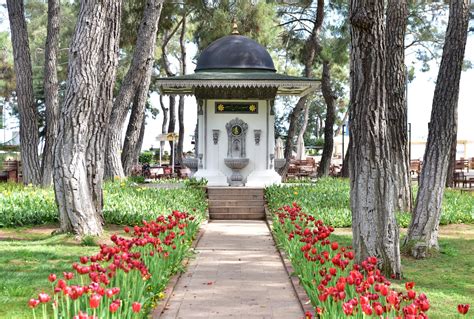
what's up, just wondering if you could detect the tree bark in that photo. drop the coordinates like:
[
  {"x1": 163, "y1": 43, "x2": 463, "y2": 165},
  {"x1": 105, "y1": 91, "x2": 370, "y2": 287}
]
[
  {"x1": 386, "y1": 0, "x2": 412, "y2": 212},
  {"x1": 122, "y1": 69, "x2": 152, "y2": 176},
  {"x1": 317, "y1": 61, "x2": 336, "y2": 177},
  {"x1": 41, "y1": 0, "x2": 60, "y2": 187},
  {"x1": 405, "y1": 0, "x2": 470, "y2": 259},
  {"x1": 54, "y1": 0, "x2": 120, "y2": 236},
  {"x1": 159, "y1": 95, "x2": 168, "y2": 163},
  {"x1": 168, "y1": 96, "x2": 176, "y2": 165},
  {"x1": 445, "y1": 138, "x2": 457, "y2": 187},
  {"x1": 6, "y1": 0, "x2": 41, "y2": 185},
  {"x1": 282, "y1": 0, "x2": 324, "y2": 177},
  {"x1": 340, "y1": 142, "x2": 350, "y2": 178},
  {"x1": 349, "y1": 0, "x2": 401, "y2": 277},
  {"x1": 176, "y1": 14, "x2": 187, "y2": 165},
  {"x1": 134, "y1": 115, "x2": 146, "y2": 166},
  {"x1": 105, "y1": 0, "x2": 163, "y2": 179},
  {"x1": 86, "y1": 0, "x2": 122, "y2": 218}
]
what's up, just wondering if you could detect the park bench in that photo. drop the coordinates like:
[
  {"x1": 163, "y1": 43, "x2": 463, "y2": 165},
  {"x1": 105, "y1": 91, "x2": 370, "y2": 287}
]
[{"x1": 0, "y1": 160, "x2": 20, "y2": 183}]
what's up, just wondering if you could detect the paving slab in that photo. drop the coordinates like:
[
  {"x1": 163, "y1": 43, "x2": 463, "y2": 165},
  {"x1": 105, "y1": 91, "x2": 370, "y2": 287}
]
[{"x1": 158, "y1": 221, "x2": 304, "y2": 319}]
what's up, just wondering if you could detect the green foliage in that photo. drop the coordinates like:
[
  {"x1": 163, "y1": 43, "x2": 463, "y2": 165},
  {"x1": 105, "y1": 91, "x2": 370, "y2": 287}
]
[
  {"x1": 0, "y1": 181, "x2": 208, "y2": 227},
  {"x1": 266, "y1": 179, "x2": 474, "y2": 228},
  {"x1": 138, "y1": 151, "x2": 153, "y2": 164},
  {"x1": 184, "y1": 177, "x2": 207, "y2": 188},
  {"x1": 80, "y1": 235, "x2": 98, "y2": 247},
  {"x1": 192, "y1": 1, "x2": 279, "y2": 52}
]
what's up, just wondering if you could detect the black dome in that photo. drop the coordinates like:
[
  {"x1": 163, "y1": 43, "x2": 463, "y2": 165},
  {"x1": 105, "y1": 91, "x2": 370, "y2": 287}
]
[{"x1": 195, "y1": 35, "x2": 276, "y2": 72}]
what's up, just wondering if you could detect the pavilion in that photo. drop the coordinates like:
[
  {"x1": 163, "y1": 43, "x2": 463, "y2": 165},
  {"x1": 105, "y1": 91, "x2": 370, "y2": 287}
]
[{"x1": 156, "y1": 26, "x2": 319, "y2": 187}]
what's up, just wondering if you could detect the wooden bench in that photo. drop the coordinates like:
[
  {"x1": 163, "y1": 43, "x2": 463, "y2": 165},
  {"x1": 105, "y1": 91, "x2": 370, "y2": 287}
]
[{"x1": 0, "y1": 160, "x2": 20, "y2": 183}]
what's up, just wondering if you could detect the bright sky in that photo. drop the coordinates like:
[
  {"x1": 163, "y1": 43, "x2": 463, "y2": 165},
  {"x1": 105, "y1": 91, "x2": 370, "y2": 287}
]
[{"x1": 1, "y1": 3, "x2": 473, "y2": 156}]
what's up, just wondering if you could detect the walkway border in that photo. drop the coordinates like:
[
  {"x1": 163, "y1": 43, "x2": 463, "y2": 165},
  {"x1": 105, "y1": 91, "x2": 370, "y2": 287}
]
[
  {"x1": 265, "y1": 206, "x2": 315, "y2": 316},
  {"x1": 151, "y1": 220, "x2": 208, "y2": 318}
]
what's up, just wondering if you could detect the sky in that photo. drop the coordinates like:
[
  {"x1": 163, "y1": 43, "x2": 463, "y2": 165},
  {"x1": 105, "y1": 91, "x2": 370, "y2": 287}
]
[{"x1": 0, "y1": 3, "x2": 473, "y2": 158}]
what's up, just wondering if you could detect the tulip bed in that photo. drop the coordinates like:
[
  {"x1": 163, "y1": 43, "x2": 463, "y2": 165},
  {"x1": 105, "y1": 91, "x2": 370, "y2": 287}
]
[
  {"x1": 266, "y1": 178, "x2": 474, "y2": 227},
  {"x1": 0, "y1": 180, "x2": 207, "y2": 227},
  {"x1": 27, "y1": 211, "x2": 201, "y2": 319},
  {"x1": 272, "y1": 203, "x2": 439, "y2": 318}
]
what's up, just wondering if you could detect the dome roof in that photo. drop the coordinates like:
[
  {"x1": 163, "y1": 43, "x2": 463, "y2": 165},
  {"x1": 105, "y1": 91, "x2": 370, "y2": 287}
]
[{"x1": 195, "y1": 35, "x2": 276, "y2": 72}]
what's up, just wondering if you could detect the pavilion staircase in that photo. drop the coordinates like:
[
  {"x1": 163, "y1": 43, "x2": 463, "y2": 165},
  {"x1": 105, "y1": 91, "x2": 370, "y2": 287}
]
[{"x1": 207, "y1": 187, "x2": 266, "y2": 220}]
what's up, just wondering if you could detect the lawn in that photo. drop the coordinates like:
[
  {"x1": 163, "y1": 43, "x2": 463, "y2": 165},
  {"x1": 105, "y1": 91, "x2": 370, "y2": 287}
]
[{"x1": 0, "y1": 228, "x2": 101, "y2": 318}]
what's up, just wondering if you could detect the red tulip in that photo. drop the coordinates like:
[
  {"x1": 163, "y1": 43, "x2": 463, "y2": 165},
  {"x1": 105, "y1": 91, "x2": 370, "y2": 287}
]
[
  {"x1": 89, "y1": 294, "x2": 101, "y2": 309},
  {"x1": 28, "y1": 299, "x2": 40, "y2": 308},
  {"x1": 342, "y1": 302, "x2": 354, "y2": 315},
  {"x1": 458, "y1": 304, "x2": 470, "y2": 315},
  {"x1": 109, "y1": 301, "x2": 120, "y2": 313},
  {"x1": 304, "y1": 310, "x2": 312, "y2": 319},
  {"x1": 407, "y1": 290, "x2": 416, "y2": 300},
  {"x1": 48, "y1": 273, "x2": 57, "y2": 283},
  {"x1": 132, "y1": 301, "x2": 142, "y2": 313},
  {"x1": 63, "y1": 272, "x2": 74, "y2": 280},
  {"x1": 405, "y1": 281, "x2": 415, "y2": 290},
  {"x1": 331, "y1": 242, "x2": 338, "y2": 250},
  {"x1": 38, "y1": 292, "x2": 50, "y2": 303}
]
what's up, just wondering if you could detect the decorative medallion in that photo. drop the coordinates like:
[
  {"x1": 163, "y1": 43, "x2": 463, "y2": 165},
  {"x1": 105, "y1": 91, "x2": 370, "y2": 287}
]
[
  {"x1": 231, "y1": 125, "x2": 242, "y2": 136},
  {"x1": 215, "y1": 102, "x2": 258, "y2": 114}
]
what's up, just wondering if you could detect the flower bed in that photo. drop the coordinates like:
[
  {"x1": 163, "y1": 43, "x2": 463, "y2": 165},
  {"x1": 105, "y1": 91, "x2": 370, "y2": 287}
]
[
  {"x1": 271, "y1": 203, "x2": 471, "y2": 318},
  {"x1": 27, "y1": 211, "x2": 201, "y2": 318}
]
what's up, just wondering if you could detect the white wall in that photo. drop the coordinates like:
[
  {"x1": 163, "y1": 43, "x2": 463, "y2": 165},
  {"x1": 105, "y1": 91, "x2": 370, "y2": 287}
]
[{"x1": 204, "y1": 99, "x2": 270, "y2": 180}]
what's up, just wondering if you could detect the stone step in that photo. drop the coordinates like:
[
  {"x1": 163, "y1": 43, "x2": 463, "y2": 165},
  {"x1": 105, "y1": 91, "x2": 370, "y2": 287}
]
[
  {"x1": 207, "y1": 187, "x2": 264, "y2": 197},
  {"x1": 209, "y1": 212, "x2": 265, "y2": 220},
  {"x1": 208, "y1": 199, "x2": 264, "y2": 207},
  {"x1": 208, "y1": 194, "x2": 264, "y2": 201},
  {"x1": 209, "y1": 206, "x2": 265, "y2": 215}
]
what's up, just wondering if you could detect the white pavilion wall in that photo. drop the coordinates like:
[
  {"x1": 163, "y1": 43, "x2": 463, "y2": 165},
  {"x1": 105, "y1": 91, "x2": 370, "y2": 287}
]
[{"x1": 203, "y1": 99, "x2": 270, "y2": 181}]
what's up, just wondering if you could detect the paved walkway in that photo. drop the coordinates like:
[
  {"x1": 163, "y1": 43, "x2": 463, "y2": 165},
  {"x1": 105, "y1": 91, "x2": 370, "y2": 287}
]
[{"x1": 159, "y1": 221, "x2": 304, "y2": 319}]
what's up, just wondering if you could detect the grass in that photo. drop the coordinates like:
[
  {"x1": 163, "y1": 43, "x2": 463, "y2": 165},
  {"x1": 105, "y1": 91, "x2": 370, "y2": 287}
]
[
  {"x1": 0, "y1": 230, "x2": 100, "y2": 318},
  {"x1": 0, "y1": 180, "x2": 208, "y2": 227},
  {"x1": 266, "y1": 178, "x2": 474, "y2": 227},
  {"x1": 328, "y1": 226, "x2": 474, "y2": 319}
]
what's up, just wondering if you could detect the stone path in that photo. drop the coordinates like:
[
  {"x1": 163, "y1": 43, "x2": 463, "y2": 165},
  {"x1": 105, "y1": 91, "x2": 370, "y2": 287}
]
[{"x1": 158, "y1": 221, "x2": 304, "y2": 319}]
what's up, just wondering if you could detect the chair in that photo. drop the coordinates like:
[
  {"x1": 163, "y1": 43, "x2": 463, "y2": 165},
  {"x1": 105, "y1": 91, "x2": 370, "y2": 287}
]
[{"x1": 453, "y1": 171, "x2": 467, "y2": 188}]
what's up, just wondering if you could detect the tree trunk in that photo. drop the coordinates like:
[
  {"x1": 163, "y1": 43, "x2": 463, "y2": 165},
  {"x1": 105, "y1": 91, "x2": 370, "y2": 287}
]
[
  {"x1": 340, "y1": 142, "x2": 350, "y2": 178},
  {"x1": 54, "y1": 0, "x2": 121, "y2": 236},
  {"x1": 386, "y1": 0, "x2": 412, "y2": 212},
  {"x1": 177, "y1": 96, "x2": 185, "y2": 164},
  {"x1": 349, "y1": 0, "x2": 401, "y2": 277},
  {"x1": 445, "y1": 138, "x2": 457, "y2": 187},
  {"x1": 405, "y1": 0, "x2": 470, "y2": 259},
  {"x1": 6, "y1": 0, "x2": 41, "y2": 185},
  {"x1": 168, "y1": 96, "x2": 176, "y2": 165},
  {"x1": 133, "y1": 115, "x2": 146, "y2": 166},
  {"x1": 86, "y1": 1, "x2": 122, "y2": 217},
  {"x1": 159, "y1": 95, "x2": 168, "y2": 164},
  {"x1": 282, "y1": 0, "x2": 324, "y2": 177},
  {"x1": 105, "y1": 0, "x2": 163, "y2": 179},
  {"x1": 317, "y1": 61, "x2": 336, "y2": 177},
  {"x1": 176, "y1": 14, "x2": 187, "y2": 165},
  {"x1": 41, "y1": 0, "x2": 60, "y2": 187},
  {"x1": 122, "y1": 68, "x2": 152, "y2": 176}
]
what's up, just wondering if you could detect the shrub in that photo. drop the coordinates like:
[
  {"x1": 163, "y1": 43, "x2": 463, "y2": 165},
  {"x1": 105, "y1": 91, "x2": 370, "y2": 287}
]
[{"x1": 138, "y1": 151, "x2": 153, "y2": 164}]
